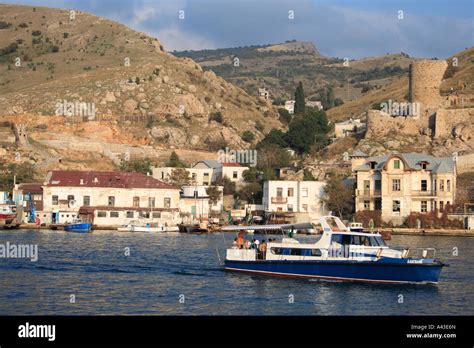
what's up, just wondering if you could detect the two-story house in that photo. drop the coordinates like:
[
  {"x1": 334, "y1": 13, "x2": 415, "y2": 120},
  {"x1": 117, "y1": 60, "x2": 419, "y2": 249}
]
[
  {"x1": 352, "y1": 152, "x2": 456, "y2": 224},
  {"x1": 262, "y1": 180, "x2": 327, "y2": 223}
]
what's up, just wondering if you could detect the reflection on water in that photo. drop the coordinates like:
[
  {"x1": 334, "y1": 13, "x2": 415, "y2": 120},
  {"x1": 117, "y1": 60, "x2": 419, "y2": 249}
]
[{"x1": 0, "y1": 230, "x2": 473, "y2": 315}]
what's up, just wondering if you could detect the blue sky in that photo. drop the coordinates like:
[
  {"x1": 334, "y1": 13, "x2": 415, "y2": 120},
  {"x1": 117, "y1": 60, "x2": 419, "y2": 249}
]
[{"x1": 4, "y1": 0, "x2": 474, "y2": 58}]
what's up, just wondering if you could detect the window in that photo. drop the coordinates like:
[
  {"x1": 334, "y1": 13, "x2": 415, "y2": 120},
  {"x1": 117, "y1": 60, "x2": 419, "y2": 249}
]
[
  {"x1": 192, "y1": 173, "x2": 197, "y2": 180},
  {"x1": 288, "y1": 188, "x2": 294, "y2": 197},
  {"x1": 67, "y1": 195, "x2": 75, "y2": 202},
  {"x1": 52, "y1": 195, "x2": 58, "y2": 205},
  {"x1": 447, "y1": 180, "x2": 451, "y2": 192},
  {"x1": 421, "y1": 180, "x2": 427, "y2": 191},
  {"x1": 440, "y1": 180, "x2": 445, "y2": 191},
  {"x1": 203, "y1": 173, "x2": 209, "y2": 185},
  {"x1": 287, "y1": 204, "x2": 293, "y2": 212},
  {"x1": 83, "y1": 196, "x2": 90, "y2": 206},
  {"x1": 375, "y1": 180, "x2": 381, "y2": 190},
  {"x1": 276, "y1": 188, "x2": 283, "y2": 197},
  {"x1": 133, "y1": 197, "x2": 140, "y2": 207},
  {"x1": 363, "y1": 180, "x2": 370, "y2": 192},
  {"x1": 421, "y1": 201, "x2": 427, "y2": 213},
  {"x1": 301, "y1": 188, "x2": 308, "y2": 197},
  {"x1": 164, "y1": 197, "x2": 171, "y2": 208},
  {"x1": 126, "y1": 211, "x2": 134, "y2": 219},
  {"x1": 392, "y1": 179, "x2": 401, "y2": 191},
  {"x1": 369, "y1": 162, "x2": 376, "y2": 170},
  {"x1": 393, "y1": 200, "x2": 401, "y2": 213},
  {"x1": 439, "y1": 201, "x2": 444, "y2": 212},
  {"x1": 270, "y1": 248, "x2": 321, "y2": 257},
  {"x1": 394, "y1": 160, "x2": 400, "y2": 169},
  {"x1": 110, "y1": 212, "x2": 119, "y2": 218},
  {"x1": 302, "y1": 204, "x2": 308, "y2": 212},
  {"x1": 139, "y1": 211, "x2": 150, "y2": 219},
  {"x1": 364, "y1": 200, "x2": 370, "y2": 210},
  {"x1": 233, "y1": 171, "x2": 238, "y2": 179},
  {"x1": 421, "y1": 163, "x2": 427, "y2": 170},
  {"x1": 108, "y1": 196, "x2": 115, "y2": 207},
  {"x1": 97, "y1": 211, "x2": 107, "y2": 218},
  {"x1": 152, "y1": 212, "x2": 161, "y2": 219},
  {"x1": 148, "y1": 197, "x2": 155, "y2": 208}
]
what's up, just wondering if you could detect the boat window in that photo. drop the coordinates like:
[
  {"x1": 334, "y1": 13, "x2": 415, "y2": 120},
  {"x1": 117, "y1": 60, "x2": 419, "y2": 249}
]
[
  {"x1": 331, "y1": 234, "x2": 343, "y2": 244},
  {"x1": 270, "y1": 248, "x2": 322, "y2": 257},
  {"x1": 351, "y1": 236, "x2": 362, "y2": 245},
  {"x1": 373, "y1": 236, "x2": 386, "y2": 247}
]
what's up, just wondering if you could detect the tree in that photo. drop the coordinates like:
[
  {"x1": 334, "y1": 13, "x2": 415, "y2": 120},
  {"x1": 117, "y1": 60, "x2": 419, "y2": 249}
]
[
  {"x1": 216, "y1": 176, "x2": 236, "y2": 195},
  {"x1": 277, "y1": 108, "x2": 292, "y2": 125},
  {"x1": 166, "y1": 151, "x2": 187, "y2": 168},
  {"x1": 0, "y1": 162, "x2": 36, "y2": 191},
  {"x1": 257, "y1": 128, "x2": 288, "y2": 149},
  {"x1": 323, "y1": 175, "x2": 354, "y2": 219},
  {"x1": 119, "y1": 159, "x2": 152, "y2": 174},
  {"x1": 257, "y1": 144, "x2": 291, "y2": 171},
  {"x1": 303, "y1": 169, "x2": 315, "y2": 181},
  {"x1": 237, "y1": 182, "x2": 262, "y2": 204},
  {"x1": 168, "y1": 168, "x2": 190, "y2": 187},
  {"x1": 206, "y1": 185, "x2": 221, "y2": 207},
  {"x1": 287, "y1": 109, "x2": 329, "y2": 154},
  {"x1": 294, "y1": 81, "x2": 305, "y2": 115}
]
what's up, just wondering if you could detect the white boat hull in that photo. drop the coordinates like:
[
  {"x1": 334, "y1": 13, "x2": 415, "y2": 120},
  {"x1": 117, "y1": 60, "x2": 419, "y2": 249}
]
[{"x1": 117, "y1": 225, "x2": 179, "y2": 233}]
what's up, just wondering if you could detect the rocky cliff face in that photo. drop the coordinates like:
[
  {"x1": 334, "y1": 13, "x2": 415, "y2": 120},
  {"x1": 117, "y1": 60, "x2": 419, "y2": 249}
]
[{"x1": 0, "y1": 4, "x2": 281, "y2": 153}]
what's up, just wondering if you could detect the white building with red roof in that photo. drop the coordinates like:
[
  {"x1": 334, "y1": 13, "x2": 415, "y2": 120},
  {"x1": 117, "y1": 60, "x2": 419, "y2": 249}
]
[{"x1": 40, "y1": 170, "x2": 181, "y2": 227}]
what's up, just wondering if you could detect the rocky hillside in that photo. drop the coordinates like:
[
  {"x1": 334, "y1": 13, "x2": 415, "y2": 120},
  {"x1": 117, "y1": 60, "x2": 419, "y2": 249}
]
[
  {"x1": 174, "y1": 41, "x2": 415, "y2": 102},
  {"x1": 0, "y1": 4, "x2": 281, "y2": 156}
]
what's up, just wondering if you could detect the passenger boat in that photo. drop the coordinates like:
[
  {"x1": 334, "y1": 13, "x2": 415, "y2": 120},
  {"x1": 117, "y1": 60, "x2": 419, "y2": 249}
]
[
  {"x1": 224, "y1": 216, "x2": 446, "y2": 284},
  {"x1": 64, "y1": 219, "x2": 93, "y2": 233},
  {"x1": 0, "y1": 205, "x2": 17, "y2": 221},
  {"x1": 118, "y1": 221, "x2": 179, "y2": 233}
]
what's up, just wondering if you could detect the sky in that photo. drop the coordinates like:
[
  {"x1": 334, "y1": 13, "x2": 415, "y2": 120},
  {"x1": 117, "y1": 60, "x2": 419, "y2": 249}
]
[{"x1": 3, "y1": 0, "x2": 474, "y2": 58}]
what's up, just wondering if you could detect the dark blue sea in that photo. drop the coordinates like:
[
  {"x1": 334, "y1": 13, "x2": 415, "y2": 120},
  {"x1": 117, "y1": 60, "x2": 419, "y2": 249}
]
[{"x1": 0, "y1": 230, "x2": 473, "y2": 315}]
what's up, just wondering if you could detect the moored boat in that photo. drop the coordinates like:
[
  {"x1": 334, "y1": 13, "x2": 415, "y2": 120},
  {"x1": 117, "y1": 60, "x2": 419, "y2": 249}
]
[
  {"x1": 64, "y1": 219, "x2": 93, "y2": 233},
  {"x1": 224, "y1": 216, "x2": 446, "y2": 284},
  {"x1": 118, "y1": 221, "x2": 179, "y2": 233},
  {"x1": 0, "y1": 205, "x2": 17, "y2": 221}
]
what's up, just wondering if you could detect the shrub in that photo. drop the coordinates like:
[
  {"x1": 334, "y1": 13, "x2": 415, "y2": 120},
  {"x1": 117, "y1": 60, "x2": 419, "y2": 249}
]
[
  {"x1": 209, "y1": 111, "x2": 223, "y2": 123},
  {"x1": 31, "y1": 30, "x2": 42, "y2": 36},
  {"x1": 242, "y1": 131, "x2": 255, "y2": 143},
  {"x1": 353, "y1": 210, "x2": 383, "y2": 228}
]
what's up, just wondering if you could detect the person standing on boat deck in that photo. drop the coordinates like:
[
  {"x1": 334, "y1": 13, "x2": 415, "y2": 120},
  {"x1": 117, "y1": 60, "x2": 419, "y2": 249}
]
[
  {"x1": 259, "y1": 240, "x2": 267, "y2": 260},
  {"x1": 245, "y1": 240, "x2": 251, "y2": 249},
  {"x1": 237, "y1": 231, "x2": 245, "y2": 249}
]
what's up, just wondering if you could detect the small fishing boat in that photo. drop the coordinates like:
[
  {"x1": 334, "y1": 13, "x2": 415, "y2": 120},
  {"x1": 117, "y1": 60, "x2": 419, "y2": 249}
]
[
  {"x1": 64, "y1": 219, "x2": 93, "y2": 233},
  {"x1": 0, "y1": 205, "x2": 17, "y2": 221},
  {"x1": 224, "y1": 216, "x2": 446, "y2": 284},
  {"x1": 118, "y1": 221, "x2": 179, "y2": 233}
]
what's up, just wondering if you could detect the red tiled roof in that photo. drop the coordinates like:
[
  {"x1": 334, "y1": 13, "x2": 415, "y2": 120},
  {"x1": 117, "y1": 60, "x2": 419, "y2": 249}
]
[
  {"x1": 44, "y1": 171, "x2": 178, "y2": 190},
  {"x1": 221, "y1": 162, "x2": 242, "y2": 167},
  {"x1": 18, "y1": 183, "x2": 43, "y2": 194}
]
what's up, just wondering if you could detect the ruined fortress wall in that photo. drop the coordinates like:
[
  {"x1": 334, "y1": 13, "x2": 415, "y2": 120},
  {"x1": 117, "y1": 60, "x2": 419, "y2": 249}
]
[
  {"x1": 366, "y1": 110, "x2": 423, "y2": 137},
  {"x1": 457, "y1": 153, "x2": 474, "y2": 174},
  {"x1": 409, "y1": 60, "x2": 448, "y2": 110},
  {"x1": 434, "y1": 107, "x2": 474, "y2": 138}
]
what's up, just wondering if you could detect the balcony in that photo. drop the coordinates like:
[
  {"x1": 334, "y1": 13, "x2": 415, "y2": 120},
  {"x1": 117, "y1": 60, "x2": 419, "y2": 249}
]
[
  {"x1": 356, "y1": 189, "x2": 381, "y2": 197},
  {"x1": 271, "y1": 197, "x2": 288, "y2": 204},
  {"x1": 411, "y1": 190, "x2": 437, "y2": 197}
]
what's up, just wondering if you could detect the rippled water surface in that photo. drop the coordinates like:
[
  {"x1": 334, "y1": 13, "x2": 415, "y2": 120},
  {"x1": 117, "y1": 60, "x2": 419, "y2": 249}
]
[{"x1": 0, "y1": 230, "x2": 473, "y2": 315}]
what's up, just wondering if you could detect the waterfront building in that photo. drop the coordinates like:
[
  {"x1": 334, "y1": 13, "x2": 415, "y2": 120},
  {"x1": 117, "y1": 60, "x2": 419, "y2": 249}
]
[
  {"x1": 28, "y1": 170, "x2": 180, "y2": 227},
  {"x1": 353, "y1": 152, "x2": 457, "y2": 225},
  {"x1": 262, "y1": 180, "x2": 327, "y2": 223},
  {"x1": 153, "y1": 160, "x2": 248, "y2": 186}
]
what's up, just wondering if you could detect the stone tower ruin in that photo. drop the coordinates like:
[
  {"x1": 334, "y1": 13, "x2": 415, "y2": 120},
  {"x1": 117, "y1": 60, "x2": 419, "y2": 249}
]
[{"x1": 409, "y1": 60, "x2": 448, "y2": 111}]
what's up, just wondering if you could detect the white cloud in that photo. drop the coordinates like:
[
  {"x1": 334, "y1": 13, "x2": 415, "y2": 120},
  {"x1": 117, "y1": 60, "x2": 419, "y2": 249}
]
[{"x1": 152, "y1": 26, "x2": 217, "y2": 51}]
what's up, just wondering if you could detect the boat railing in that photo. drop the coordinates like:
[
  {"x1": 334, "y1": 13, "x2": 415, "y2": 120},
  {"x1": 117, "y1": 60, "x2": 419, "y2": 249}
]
[{"x1": 401, "y1": 248, "x2": 437, "y2": 259}]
